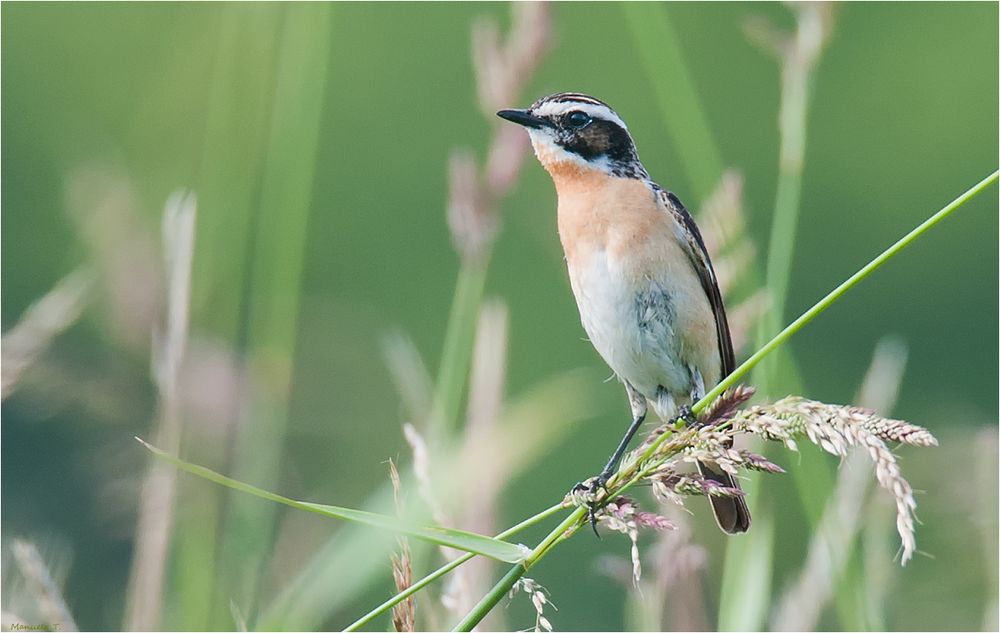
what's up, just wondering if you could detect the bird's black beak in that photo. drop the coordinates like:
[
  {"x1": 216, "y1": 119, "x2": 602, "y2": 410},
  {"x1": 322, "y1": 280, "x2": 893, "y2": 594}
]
[{"x1": 496, "y1": 108, "x2": 552, "y2": 129}]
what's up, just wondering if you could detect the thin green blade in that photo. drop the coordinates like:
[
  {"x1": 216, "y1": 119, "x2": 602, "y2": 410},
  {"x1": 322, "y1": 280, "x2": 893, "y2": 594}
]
[
  {"x1": 137, "y1": 438, "x2": 529, "y2": 565},
  {"x1": 296, "y1": 503, "x2": 531, "y2": 565}
]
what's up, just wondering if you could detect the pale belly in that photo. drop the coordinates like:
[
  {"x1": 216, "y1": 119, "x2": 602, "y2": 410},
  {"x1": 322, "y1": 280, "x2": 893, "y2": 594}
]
[
  {"x1": 566, "y1": 246, "x2": 720, "y2": 415},
  {"x1": 552, "y1": 169, "x2": 722, "y2": 418}
]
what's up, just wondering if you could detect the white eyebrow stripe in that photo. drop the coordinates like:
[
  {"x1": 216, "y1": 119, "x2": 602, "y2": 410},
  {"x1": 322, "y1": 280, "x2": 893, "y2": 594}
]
[{"x1": 532, "y1": 100, "x2": 629, "y2": 132}]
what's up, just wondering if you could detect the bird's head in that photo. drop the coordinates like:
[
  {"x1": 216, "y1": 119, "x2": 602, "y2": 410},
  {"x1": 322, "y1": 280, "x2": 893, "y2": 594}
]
[{"x1": 497, "y1": 92, "x2": 646, "y2": 179}]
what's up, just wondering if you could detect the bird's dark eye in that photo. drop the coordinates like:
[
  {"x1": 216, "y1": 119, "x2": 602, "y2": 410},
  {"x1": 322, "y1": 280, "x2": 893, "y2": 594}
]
[{"x1": 565, "y1": 110, "x2": 592, "y2": 129}]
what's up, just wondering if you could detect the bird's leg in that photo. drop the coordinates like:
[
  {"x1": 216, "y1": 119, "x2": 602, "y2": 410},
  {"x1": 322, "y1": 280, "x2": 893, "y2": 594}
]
[
  {"x1": 679, "y1": 367, "x2": 706, "y2": 426},
  {"x1": 578, "y1": 383, "x2": 647, "y2": 536},
  {"x1": 592, "y1": 414, "x2": 645, "y2": 489}
]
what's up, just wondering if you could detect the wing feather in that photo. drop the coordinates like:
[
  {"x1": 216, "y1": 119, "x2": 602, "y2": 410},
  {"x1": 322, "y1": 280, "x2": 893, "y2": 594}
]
[
  {"x1": 654, "y1": 186, "x2": 750, "y2": 532},
  {"x1": 655, "y1": 187, "x2": 736, "y2": 377}
]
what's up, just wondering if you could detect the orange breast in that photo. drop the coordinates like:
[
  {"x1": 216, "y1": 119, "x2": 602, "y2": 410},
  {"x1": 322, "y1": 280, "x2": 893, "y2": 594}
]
[
  {"x1": 549, "y1": 166, "x2": 721, "y2": 387},
  {"x1": 553, "y1": 169, "x2": 678, "y2": 277}
]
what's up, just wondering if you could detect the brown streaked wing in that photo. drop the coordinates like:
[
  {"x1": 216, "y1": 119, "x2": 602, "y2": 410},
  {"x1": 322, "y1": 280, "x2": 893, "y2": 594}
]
[{"x1": 655, "y1": 187, "x2": 736, "y2": 378}]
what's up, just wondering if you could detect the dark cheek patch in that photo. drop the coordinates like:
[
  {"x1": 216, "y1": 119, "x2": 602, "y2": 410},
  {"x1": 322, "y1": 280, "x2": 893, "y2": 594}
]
[
  {"x1": 560, "y1": 128, "x2": 600, "y2": 160},
  {"x1": 560, "y1": 120, "x2": 633, "y2": 164},
  {"x1": 580, "y1": 126, "x2": 612, "y2": 155}
]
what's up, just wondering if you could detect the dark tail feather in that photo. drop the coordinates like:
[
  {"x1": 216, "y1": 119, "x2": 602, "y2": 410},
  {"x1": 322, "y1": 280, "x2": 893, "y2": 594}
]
[{"x1": 697, "y1": 461, "x2": 751, "y2": 534}]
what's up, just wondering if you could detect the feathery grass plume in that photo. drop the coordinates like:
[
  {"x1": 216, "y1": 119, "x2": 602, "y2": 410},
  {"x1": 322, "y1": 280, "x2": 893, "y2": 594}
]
[
  {"x1": 508, "y1": 578, "x2": 556, "y2": 633},
  {"x1": 696, "y1": 172, "x2": 768, "y2": 354},
  {"x1": 646, "y1": 424, "x2": 768, "y2": 479},
  {"x1": 471, "y1": 2, "x2": 549, "y2": 119},
  {"x1": 698, "y1": 171, "x2": 746, "y2": 259},
  {"x1": 726, "y1": 290, "x2": 771, "y2": 356},
  {"x1": 447, "y1": 152, "x2": 494, "y2": 264},
  {"x1": 599, "y1": 506, "x2": 710, "y2": 631},
  {"x1": 9, "y1": 539, "x2": 79, "y2": 632},
  {"x1": 737, "y1": 450, "x2": 787, "y2": 474},
  {"x1": 699, "y1": 171, "x2": 754, "y2": 296},
  {"x1": 402, "y1": 423, "x2": 454, "y2": 532},
  {"x1": 402, "y1": 422, "x2": 473, "y2": 626},
  {"x1": 632, "y1": 383, "x2": 756, "y2": 454},
  {"x1": 648, "y1": 469, "x2": 746, "y2": 507},
  {"x1": 389, "y1": 460, "x2": 416, "y2": 633},
  {"x1": 391, "y1": 546, "x2": 415, "y2": 633},
  {"x1": 1, "y1": 267, "x2": 93, "y2": 400},
  {"x1": 568, "y1": 379, "x2": 933, "y2": 570},
  {"x1": 698, "y1": 384, "x2": 758, "y2": 426},
  {"x1": 729, "y1": 395, "x2": 935, "y2": 564},
  {"x1": 124, "y1": 190, "x2": 197, "y2": 631},
  {"x1": 65, "y1": 165, "x2": 163, "y2": 349},
  {"x1": 567, "y1": 380, "x2": 934, "y2": 573},
  {"x1": 447, "y1": 2, "x2": 551, "y2": 264},
  {"x1": 433, "y1": 1, "x2": 551, "y2": 446},
  {"x1": 595, "y1": 497, "x2": 675, "y2": 586}
]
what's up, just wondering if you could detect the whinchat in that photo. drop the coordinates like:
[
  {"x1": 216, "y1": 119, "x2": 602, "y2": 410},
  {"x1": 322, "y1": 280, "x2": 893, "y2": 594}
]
[{"x1": 498, "y1": 93, "x2": 750, "y2": 534}]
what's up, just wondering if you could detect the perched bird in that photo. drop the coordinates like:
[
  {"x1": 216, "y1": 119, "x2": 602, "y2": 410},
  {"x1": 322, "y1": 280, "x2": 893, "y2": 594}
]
[{"x1": 498, "y1": 92, "x2": 750, "y2": 534}]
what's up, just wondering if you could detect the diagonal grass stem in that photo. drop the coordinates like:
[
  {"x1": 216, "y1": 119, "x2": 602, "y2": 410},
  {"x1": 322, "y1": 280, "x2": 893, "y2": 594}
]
[{"x1": 700, "y1": 169, "x2": 997, "y2": 412}]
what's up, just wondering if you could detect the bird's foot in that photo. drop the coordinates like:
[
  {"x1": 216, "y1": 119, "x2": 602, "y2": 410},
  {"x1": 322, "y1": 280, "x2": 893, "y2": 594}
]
[
  {"x1": 570, "y1": 474, "x2": 611, "y2": 538},
  {"x1": 678, "y1": 404, "x2": 701, "y2": 427}
]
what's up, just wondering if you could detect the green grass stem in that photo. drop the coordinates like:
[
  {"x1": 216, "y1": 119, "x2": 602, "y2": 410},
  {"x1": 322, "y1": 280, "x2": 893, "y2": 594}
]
[
  {"x1": 730, "y1": 7, "x2": 834, "y2": 626},
  {"x1": 701, "y1": 169, "x2": 997, "y2": 409},
  {"x1": 176, "y1": 7, "x2": 280, "y2": 627},
  {"x1": 213, "y1": 5, "x2": 332, "y2": 625},
  {"x1": 429, "y1": 263, "x2": 489, "y2": 440},
  {"x1": 453, "y1": 563, "x2": 528, "y2": 632}
]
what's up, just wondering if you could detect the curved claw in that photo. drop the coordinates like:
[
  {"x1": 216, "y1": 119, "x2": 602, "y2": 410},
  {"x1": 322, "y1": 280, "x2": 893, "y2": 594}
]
[
  {"x1": 570, "y1": 476, "x2": 610, "y2": 538},
  {"x1": 585, "y1": 474, "x2": 610, "y2": 538},
  {"x1": 588, "y1": 505, "x2": 601, "y2": 538}
]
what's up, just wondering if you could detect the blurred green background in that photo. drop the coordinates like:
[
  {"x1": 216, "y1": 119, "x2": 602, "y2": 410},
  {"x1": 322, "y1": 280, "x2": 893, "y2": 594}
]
[{"x1": 2, "y1": 2, "x2": 997, "y2": 631}]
